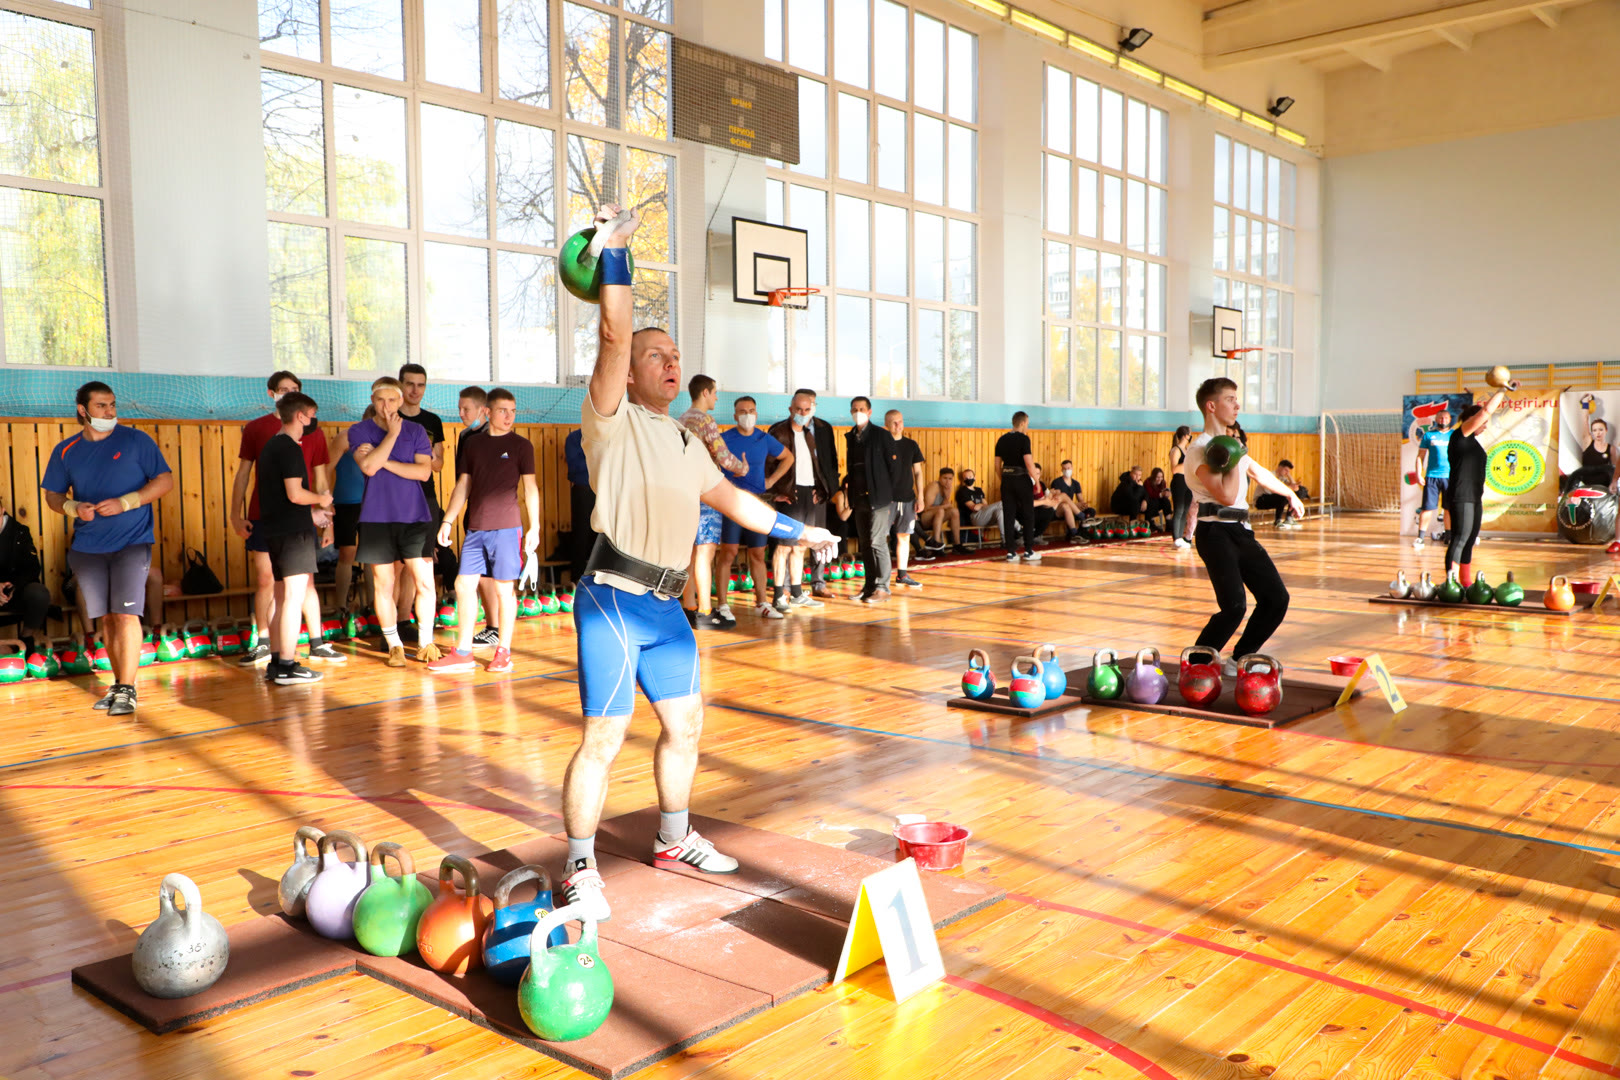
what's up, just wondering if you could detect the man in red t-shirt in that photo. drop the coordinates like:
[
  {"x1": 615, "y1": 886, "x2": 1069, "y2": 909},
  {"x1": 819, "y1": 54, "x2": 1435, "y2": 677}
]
[{"x1": 230, "y1": 371, "x2": 338, "y2": 668}]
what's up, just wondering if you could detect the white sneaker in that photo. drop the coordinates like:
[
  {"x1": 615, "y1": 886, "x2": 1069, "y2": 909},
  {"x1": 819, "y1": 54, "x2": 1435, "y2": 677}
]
[
  {"x1": 1174, "y1": 538, "x2": 1191, "y2": 550},
  {"x1": 715, "y1": 604, "x2": 734, "y2": 621},
  {"x1": 654, "y1": 830, "x2": 739, "y2": 874},
  {"x1": 1412, "y1": 537, "x2": 1424, "y2": 549},
  {"x1": 559, "y1": 859, "x2": 612, "y2": 922},
  {"x1": 1221, "y1": 658, "x2": 1240, "y2": 678},
  {"x1": 789, "y1": 593, "x2": 824, "y2": 609},
  {"x1": 773, "y1": 595, "x2": 792, "y2": 613},
  {"x1": 756, "y1": 603, "x2": 784, "y2": 620}
]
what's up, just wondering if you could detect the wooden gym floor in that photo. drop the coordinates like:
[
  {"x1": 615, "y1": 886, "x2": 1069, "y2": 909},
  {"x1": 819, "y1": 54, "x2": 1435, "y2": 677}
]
[{"x1": 7, "y1": 517, "x2": 1620, "y2": 1080}]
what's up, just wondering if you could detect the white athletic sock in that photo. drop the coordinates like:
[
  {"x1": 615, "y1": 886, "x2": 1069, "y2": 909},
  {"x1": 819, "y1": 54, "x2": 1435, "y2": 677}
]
[
  {"x1": 419, "y1": 621, "x2": 434, "y2": 648},
  {"x1": 567, "y1": 835, "x2": 595, "y2": 866},
  {"x1": 381, "y1": 624, "x2": 402, "y2": 649},
  {"x1": 658, "y1": 809, "x2": 689, "y2": 847}
]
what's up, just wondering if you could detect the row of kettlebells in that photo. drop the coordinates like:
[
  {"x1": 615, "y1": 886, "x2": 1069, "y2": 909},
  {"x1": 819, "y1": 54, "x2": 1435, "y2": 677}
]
[
  {"x1": 1087, "y1": 646, "x2": 1284, "y2": 716},
  {"x1": 279, "y1": 827, "x2": 612, "y2": 1041},
  {"x1": 961, "y1": 643, "x2": 1070, "y2": 706},
  {"x1": 1389, "y1": 569, "x2": 1570, "y2": 608}
]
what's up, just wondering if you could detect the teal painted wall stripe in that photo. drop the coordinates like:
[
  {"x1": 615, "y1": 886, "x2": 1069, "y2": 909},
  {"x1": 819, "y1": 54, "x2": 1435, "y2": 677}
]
[{"x1": 0, "y1": 371, "x2": 1319, "y2": 434}]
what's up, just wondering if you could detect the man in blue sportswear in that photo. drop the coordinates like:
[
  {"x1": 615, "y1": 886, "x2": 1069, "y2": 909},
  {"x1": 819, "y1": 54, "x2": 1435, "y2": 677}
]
[
  {"x1": 718, "y1": 395, "x2": 793, "y2": 621},
  {"x1": 1414, "y1": 409, "x2": 1454, "y2": 549}
]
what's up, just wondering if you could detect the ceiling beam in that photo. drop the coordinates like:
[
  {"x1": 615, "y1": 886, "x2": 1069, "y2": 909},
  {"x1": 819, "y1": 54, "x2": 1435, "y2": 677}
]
[
  {"x1": 1434, "y1": 24, "x2": 1475, "y2": 48},
  {"x1": 1344, "y1": 42, "x2": 1395, "y2": 70},
  {"x1": 1531, "y1": 4, "x2": 1562, "y2": 26},
  {"x1": 1205, "y1": 0, "x2": 1570, "y2": 69},
  {"x1": 1202, "y1": 0, "x2": 1316, "y2": 30}
]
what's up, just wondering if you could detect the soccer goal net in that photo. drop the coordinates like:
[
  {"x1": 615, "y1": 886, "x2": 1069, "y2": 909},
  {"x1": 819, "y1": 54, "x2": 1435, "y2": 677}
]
[{"x1": 1320, "y1": 410, "x2": 1403, "y2": 513}]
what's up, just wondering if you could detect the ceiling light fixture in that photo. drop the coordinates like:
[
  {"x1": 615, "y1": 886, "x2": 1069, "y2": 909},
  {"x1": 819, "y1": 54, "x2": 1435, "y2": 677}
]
[{"x1": 1119, "y1": 27, "x2": 1152, "y2": 52}]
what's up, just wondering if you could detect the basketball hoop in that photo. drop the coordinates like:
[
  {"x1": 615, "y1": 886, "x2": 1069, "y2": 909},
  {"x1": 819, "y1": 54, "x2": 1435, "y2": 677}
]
[
  {"x1": 767, "y1": 286, "x2": 821, "y2": 307},
  {"x1": 1219, "y1": 346, "x2": 1264, "y2": 361}
]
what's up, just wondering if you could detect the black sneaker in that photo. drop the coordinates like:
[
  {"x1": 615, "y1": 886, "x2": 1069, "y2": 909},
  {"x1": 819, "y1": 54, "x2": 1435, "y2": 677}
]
[
  {"x1": 894, "y1": 572, "x2": 923, "y2": 589},
  {"x1": 471, "y1": 627, "x2": 501, "y2": 647},
  {"x1": 925, "y1": 538, "x2": 946, "y2": 552},
  {"x1": 273, "y1": 662, "x2": 324, "y2": 685},
  {"x1": 952, "y1": 544, "x2": 971, "y2": 555},
  {"x1": 237, "y1": 642, "x2": 270, "y2": 667},
  {"x1": 684, "y1": 608, "x2": 698, "y2": 628},
  {"x1": 1004, "y1": 550, "x2": 1020, "y2": 561},
  {"x1": 308, "y1": 642, "x2": 347, "y2": 663},
  {"x1": 92, "y1": 686, "x2": 115, "y2": 710},
  {"x1": 107, "y1": 684, "x2": 137, "y2": 716}
]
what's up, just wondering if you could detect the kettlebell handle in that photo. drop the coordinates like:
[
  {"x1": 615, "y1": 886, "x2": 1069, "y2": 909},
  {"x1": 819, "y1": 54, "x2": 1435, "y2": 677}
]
[
  {"x1": 1551, "y1": 574, "x2": 1570, "y2": 588},
  {"x1": 1179, "y1": 645, "x2": 1221, "y2": 667},
  {"x1": 1135, "y1": 646, "x2": 1160, "y2": 668},
  {"x1": 1093, "y1": 647, "x2": 1118, "y2": 666},
  {"x1": 529, "y1": 901, "x2": 597, "y2": 958},
  {"x1": 584, "y1": 209, "x2": 635, "y2": 259},
  {"x1": 292, "y1": 825, "x2": 325, "y2": 862},
  {"x1": 1033, "y1": 642, "x2": 1057, "y2": 665},
  {"x1": 439, "y1": 853, "x2": 481, "y2": 897},
  {"x1": 494, "y1": 864, "x2": 555, "y2": 910},
  {"x1": 370, "y1": 841, "x2": 415, "y2": 879},
  {"x1": 160, "y1": 872, "x2": 204, "y2": 928},
  {"x1": 317, "y1": 829, "x2": 367, "y2": 866},
  {"x1": 1238, "y1": 653, "x2": 1281, "y2": 676},
  {"x1": 1011, "y1": 654, "x2": 1043, "y2": 678},
  {"x1": 966, "y1": 648, "x2": 989, "y2": 670}
]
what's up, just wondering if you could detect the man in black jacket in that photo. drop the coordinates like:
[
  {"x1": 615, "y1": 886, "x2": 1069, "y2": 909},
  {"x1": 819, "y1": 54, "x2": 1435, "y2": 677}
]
[
  {"x1": 844, "y1": 397, "x2": 897, "y2": 603},
  {"x1": 0, "y1": 498, "x2": 52, "y2": 654},
  {"x1": 768, "y1": 389, "x2": 840, "y2": 609},
  {"x1": 1111, "y1": 466, "x2": 1149, "y2": 520}
]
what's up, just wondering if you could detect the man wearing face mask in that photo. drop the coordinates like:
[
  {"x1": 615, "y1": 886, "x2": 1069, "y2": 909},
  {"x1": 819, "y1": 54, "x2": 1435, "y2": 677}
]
[
  {"x1": 719, "y1": 397, "x2": 793, "y2": 620},
  {"x1": 844, "y1": 397, "x2": 899, "y2": 602},
  {"x1": 230, "y1": 370, "x2": 338, "y2": 668},
  {"x1": 257, "y1": 392, "x2": 334, "y2": 686},
  {"x1": 953, "y1": 468, "x2": 1004, "y2": 546},
  {"x1": 42, "y1": 382, "x2": 175, "y2": 716},
  {"x1": 767, "y1": 389, "x2": 837, "y2": 612}
]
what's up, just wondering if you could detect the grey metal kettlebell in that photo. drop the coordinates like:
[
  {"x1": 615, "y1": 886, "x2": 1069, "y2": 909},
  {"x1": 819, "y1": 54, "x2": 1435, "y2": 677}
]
[
  {"x1": 1410, "y1": 570, "x2": 1437, "y2": 602},
  {"x1": 133, "y1": 873, "x2": 230, "y2": 998},
  {"x1": 279, "y1": 824, "x2": 325, "y2": 918}
]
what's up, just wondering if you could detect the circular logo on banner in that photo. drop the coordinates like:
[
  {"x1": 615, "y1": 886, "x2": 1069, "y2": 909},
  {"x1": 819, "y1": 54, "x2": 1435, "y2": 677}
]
[{"x1": 1486, "y1": 440, "x2": 1544, "y2": 496}]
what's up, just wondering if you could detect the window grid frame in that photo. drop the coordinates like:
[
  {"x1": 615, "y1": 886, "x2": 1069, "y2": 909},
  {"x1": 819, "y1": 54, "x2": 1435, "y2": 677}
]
[
  {"x1": 260, "y1": 0, "x2": 678, "y2": 384},
  {"x1": 762, "y1": 0, "x2": 982, "y2": 402},
  {"x1": 1039, "y1": 61, "x2": 1169, "y2": 410},
  {"x1": 0, "y1": 0, "x2": 117, "y2": 370},
  {"x1": 1213, "y1": 130, "x2": 1296, "y2": 415}
]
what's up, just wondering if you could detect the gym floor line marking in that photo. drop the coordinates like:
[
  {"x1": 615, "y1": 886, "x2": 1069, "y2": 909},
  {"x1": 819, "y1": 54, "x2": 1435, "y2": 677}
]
[
  {"x1": 0, "y1": 782, "x2": 562, "y2": 820},
  {"x1": 1004, "y1": 893, "x2": 1620, "y2": 1078},
  {"x1": 0, "y1": 970, "x2": 69, "y2": 996},
  {"x1": 944, "y1": 974, "x2": 1180, "y2": 1080},
  {"x1": 708, "y1": 700, "x2": 1620, "y2": 859}
]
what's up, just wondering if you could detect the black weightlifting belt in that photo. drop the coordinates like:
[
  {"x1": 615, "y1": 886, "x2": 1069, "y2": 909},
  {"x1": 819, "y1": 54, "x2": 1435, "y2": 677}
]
[
  {"x1": 585, "y1": 535, "x2": 688, "y2": 598},
  {"x1": 1196, "y1": 502, "x2": 1250, "y2": 524}
]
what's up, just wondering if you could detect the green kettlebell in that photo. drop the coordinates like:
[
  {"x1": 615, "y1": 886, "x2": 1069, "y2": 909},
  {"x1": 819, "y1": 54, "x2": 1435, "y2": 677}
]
[
  {"x1": 542, "y1": 589, "x2": 561, "y2": 615},
  {"x1": 558, "y1": 211, "x2": 636, "y2": 304},
  {"x1": 518, "y1": 905, "x2": 614, "y2": 1042},
  {"x1": 1466, "y1": 572, "x2": 1495, "y2": 605},
  {"x1": 1437, "y1": 570, "x2": 1465, "y2": 604},
  {"x1": 1204, "y1": 434, "x2": 1248, "y2": 474},
  {"x1": 156, "y1": 625, "x2": 188, "y2": 663},
  {"x1": 353, "y1": 842, "x2": 434, "y2": 958},
  {"x1": 1087, "y1": 647, "x2": 1124, "y2": 700},
  {"x1": 1495, "y1": 571, "x2": 1524, "y2": 607}
]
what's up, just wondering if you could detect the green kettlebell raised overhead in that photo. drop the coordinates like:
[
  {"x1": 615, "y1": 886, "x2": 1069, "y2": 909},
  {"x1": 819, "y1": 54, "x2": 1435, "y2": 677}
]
[
  {"x1": 518, "y1": 904, "x2": 614, "y2": 1042},
  {"x1": 1495, "y1": 570, "x2": 1524, "y2": 607},
  {"x1": 1437, "y1": 569, "x2": 1465, "y2": 604},
  {"x1": 353, "y1": 842, "x2": 434, "y2": 958},
  {"x1": 558, "y1": 210, "x2": 636, "y2": 304},
  {"x1": 1203, "y1": 435, "x2": 1248, "y2": 474},
  {"x1": 1466, "y1": 572, "x2": 1495, "y2": 605}
]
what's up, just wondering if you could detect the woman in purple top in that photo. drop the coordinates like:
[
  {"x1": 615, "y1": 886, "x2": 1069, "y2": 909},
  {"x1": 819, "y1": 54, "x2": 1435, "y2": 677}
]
[{"x1": 349, "y1": 377, "x2": 439, "y2": 667}]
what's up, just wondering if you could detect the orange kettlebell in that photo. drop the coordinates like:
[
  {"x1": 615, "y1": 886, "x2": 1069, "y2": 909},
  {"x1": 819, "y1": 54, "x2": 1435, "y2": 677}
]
[
  {"x1": 416, "y1": 854, "x2": 493, "y2": 975},
  {"x1": 1544, "y1": 574, "x2": 1576, "y2": 612}
]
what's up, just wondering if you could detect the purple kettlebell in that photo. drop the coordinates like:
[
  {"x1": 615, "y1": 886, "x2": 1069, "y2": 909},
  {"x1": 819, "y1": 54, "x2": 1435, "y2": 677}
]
[{"x1": 1124, "y1": 647, "x2": 1169, "y2": 705}]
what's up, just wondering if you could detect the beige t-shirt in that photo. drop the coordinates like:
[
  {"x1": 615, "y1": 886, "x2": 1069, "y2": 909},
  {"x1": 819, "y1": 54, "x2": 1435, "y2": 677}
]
[{"x1": 582, "y1": 393, "x2": 725, "y2": 595}]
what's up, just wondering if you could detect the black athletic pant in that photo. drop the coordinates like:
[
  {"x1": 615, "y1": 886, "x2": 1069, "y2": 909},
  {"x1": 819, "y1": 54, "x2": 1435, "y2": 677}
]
[
  {"x1": 1253, "y1": 492, "x2": 1289, "y2": 525},
  {"x1": 569, "y1": 483, "x2": 597, "y2": 584},
  {"x1": 1001, "y1": 473, "x2": 1037, "y2": 555},
  {"x1": 1194, "y1": 522, "x2": 1290, "y2": 659},
  {"x1": 1445, "y1": 501, "x2": 1482, "y2": 573},
  {"x1": 1, "y1": 581, "x2": 51, "y2": 642},
  {"x1": 1171, "y1": 476, "x2": 1193, "y2": 539}
]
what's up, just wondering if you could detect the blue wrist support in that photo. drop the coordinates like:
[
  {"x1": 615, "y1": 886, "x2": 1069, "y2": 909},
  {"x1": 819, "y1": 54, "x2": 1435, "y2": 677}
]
[
  {"x1": 769, "y1": 512, "x2": 806, "y2": 541},
  {"x1": 599, "y1": 247, "x2": 633, "y2": 286}
]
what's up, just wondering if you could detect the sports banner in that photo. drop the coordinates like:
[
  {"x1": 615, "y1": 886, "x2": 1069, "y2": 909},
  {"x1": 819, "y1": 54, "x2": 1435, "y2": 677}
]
[
  {"x1": 1400, "y1": 393, "x2": 1471, "y2": 536},
  {"x1": 1558, "y1": 391, "x2": 1620, "y2": 483},
  {"x1": 1478, "y1": 388, "x2": 1561, "y2": 534}
]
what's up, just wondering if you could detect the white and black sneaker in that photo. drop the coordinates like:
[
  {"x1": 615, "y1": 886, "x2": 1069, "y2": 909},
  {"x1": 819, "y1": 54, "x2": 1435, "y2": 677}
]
[
  {"x1": 756, "y1": 602, "x2": 784, "y2": 620},
  {"x1": 273, "y1": 662, "x2": 324, "y2": 685},
  {"x1": 106, "y1": 684, "x2": 137, "y2": 717},
  {"x1": 653, "y1": 830, "x2": 739, "y2": 874},
  {"x1": 92, "y1": 686, "x2": 116, "y2": 710},
  {"x1": 714, "y1": 604, "x2": 737, "y2": 629},
  {"x1": 238, "y1": 643, "x2": 270, "y2": 666},
  {"x1": 560, "y1": 858, "x2": 612, "y2": 922},
  {"x1": 308, "y1": 642, "x2": 347, "y2": 663},
  {"x1": 788, "y1": 593, "x2": 824, "y2": 609},
  {"x1": 1004, "y1": 550, "x2": 1020, "y2": 562},
  {"x1": 471, "y1": 627, "x2": 501, "y2": 648},
  {"x1": 1022, "y1": 550, "x2": 1042, "y2": 562}
]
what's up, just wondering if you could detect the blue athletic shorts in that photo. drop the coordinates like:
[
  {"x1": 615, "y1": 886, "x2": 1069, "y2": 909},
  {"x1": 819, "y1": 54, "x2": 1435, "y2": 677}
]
[
  {"x1": 1421, "y1": 476, "x2": 1448, "y2": 512},
  {"x1": 245, "y1": 523, "x2": 270, "y2": 554},
  {"x1": 695, "y1": 503, "x2": 721, "y2": 546},
  {"x1": 720, "y1": 516, "x2": 767, "y2": 548},
  {"x1": 574, "y1": 577, "x2": 700, "y2": 717},
  {"x1": 460, "y1": 526, "x2": 522, "y2": 580}
]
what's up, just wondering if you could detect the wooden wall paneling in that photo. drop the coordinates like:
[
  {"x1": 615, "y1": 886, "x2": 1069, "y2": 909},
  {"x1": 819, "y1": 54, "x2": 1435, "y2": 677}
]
[
  {"x1": 0, "y1": 425, "x2": 14, "y2": 546},
  {"x1": 154, "y1": 425, "x2": 186, "y2": 595},
  {"x1": 11, "y1": 423, "x2": 53, "y2": 599}
]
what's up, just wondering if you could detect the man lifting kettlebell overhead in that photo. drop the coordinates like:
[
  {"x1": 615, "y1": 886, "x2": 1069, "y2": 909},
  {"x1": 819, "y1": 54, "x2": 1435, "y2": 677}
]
[
  {"x1": 563, "y1": 204, "x2": 839, "y2": 921},
  {"x1": 1186, "y1": 378, "x2": 1304, "y2": 674}
]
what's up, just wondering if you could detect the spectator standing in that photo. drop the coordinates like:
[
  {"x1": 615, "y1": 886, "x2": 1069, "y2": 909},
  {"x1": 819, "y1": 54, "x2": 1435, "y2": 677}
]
[
  {"x1": 719, "y1": 397, "x2": 792, "y2": 620},
  {"x1": 397, "y1": 363, "x2": 447, "y2": 605},
  {"x1": 884, "y1": 410, "x2": 927, "y2": 587},
  {"x1": 453, "y1": 386, "x2": 503, "y2": 648},
  {"x1": 766, "y1": 390, "x2": 836, "y2": 612},
  {"x1": 677, "y1": 375, "x2": 748, "y2": 629},
  {"x1": 995, "y1": 412, "x2": 1039, "y2": 562},
  {"x1": 845, "y1": 398, "x2": 898, "y2": 602},
  {"x1": 256, "y1": 392, "x2": 332, "y2": 686},
  {"x1": 1169, "y1": 426, "x2": 1195, "y2": 550}
]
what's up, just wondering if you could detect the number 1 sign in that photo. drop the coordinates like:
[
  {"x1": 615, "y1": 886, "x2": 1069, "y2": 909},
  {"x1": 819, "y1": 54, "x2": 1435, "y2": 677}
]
[{"x1": 832, "y1": 858, "x2": 946, "y2": 1002}]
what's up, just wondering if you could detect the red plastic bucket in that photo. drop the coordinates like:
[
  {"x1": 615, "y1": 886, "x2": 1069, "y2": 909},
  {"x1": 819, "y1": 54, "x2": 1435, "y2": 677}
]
[
  {"x1": 894, "y1": 822, "x2": 971, "y2": 871},
  {"x1": 1572, "y1": 580, "x2": 1600, "y2": 595},
  {"x1": 1328, "y1": 654, "x2": 1363, "y2": 677}
]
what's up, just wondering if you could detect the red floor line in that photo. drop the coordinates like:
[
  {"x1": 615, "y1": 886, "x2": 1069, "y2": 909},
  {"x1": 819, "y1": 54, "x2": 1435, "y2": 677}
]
[
  {"x1": 0, "y1": 782, "x2": 562, "y2": 821},
  {"x1": 943, "y1": 974, "x2": 1180, "y2": 1080},
  {"x1": 1008, "y1": 893, "x2": 1620, "y2": 1077},
  {"x1": 0, "y1": 971, "x2": 69, "y2": 996}
]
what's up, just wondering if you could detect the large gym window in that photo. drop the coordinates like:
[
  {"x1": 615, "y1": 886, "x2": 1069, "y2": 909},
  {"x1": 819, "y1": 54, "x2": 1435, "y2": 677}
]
[
  {"x1": 761, "y1": 0, "x2": 979, "y2": 401},
  {"x1": 1040, "y1": 64, "x2": 1166, "y2": 409},
  {"x1": 259, "y1": 0, "x2": 675, "y2": 382},
  {"x1": 0, "y1": 3, "x2": 111, "y2": 368},
  {"x1": 1213, "y1": 134, "x2": 1295, "y2": 413}
]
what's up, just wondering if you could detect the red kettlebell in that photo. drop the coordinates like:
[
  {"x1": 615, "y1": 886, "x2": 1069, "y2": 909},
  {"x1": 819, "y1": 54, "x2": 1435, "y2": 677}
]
[
  {"x1": 1177, "y1": 646, "x2": 1223, "y2": 708},
  {"x1": 1234, "y1": 653, "x2": 1284, "y2": 716}
]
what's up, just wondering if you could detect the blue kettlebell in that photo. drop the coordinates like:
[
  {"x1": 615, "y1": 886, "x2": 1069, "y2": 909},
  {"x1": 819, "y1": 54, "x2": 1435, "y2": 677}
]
[
  {"x1": 482, "y1": 865, "x2": 568, "y2": 986},
  {"x1": 961, "y1": 648, "x2": 996, "y2": 701},
  {"x1": 1033, "y1": 643, "x2": 1067, "y2": 700},
  {"x1": 1008, "y1": 655, "x2": 1047, "y2": 709}
]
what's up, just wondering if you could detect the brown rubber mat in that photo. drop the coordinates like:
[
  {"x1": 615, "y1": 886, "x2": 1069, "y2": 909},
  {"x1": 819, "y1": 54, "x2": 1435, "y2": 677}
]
[
  {"x1": 1064, "y1": 657, "x2": 1358, "y2": 729},
  {"x1": 946, "y1": 686, "x2": 1088, "y2": 718},
  {"x1": 636, "y1": 897, "x2": 849, "y2": 1003}
]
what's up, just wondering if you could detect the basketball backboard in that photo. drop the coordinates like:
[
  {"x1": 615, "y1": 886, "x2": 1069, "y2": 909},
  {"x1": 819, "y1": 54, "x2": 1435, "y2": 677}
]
[
  {"x1": 1213, "y1": 305, "x2": 1243, "y2": 355},
  {"x1": 733, "y1": 217, "x2": 811, "y2": 309}
]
